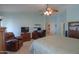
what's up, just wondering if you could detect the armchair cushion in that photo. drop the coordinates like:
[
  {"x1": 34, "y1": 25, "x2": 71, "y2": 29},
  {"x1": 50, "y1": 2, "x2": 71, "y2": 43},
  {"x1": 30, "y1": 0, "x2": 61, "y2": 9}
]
[{"x1": 5, "y1": 32, "x2": 16, "y2": 41}]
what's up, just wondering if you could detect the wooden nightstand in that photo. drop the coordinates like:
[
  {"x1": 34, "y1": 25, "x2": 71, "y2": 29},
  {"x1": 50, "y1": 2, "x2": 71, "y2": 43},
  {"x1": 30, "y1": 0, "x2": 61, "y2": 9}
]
[{"x1": 21, "y1": 32, "x2": 31, "y2": 42}]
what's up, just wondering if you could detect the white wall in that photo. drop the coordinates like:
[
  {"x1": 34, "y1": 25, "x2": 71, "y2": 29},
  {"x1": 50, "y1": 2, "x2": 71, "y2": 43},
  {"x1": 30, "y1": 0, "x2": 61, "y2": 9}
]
[
  {"x1": 48, "y1": 10, "x2": 66, "y2": 36},
  {"x1": 1, "y1": 12, "x2": 45, "y2": 36},
  {"x1": 48, "y1": 5, "x2": 79, "y2": 36},
  {"x1": 65, "y1": 5, "x2": 79, "y2": 31},
  {"x1": 1, "y1": 5, "x2": 79, "y2": 37},
  {"x1": 67, "y1": 5, "x2": 79, "y2": 20}
]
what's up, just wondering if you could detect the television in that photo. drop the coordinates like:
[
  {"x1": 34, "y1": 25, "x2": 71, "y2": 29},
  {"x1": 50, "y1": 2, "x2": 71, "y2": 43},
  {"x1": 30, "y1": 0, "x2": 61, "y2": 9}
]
[
  {"x1": 37, "y1": 27, "x2": 41, "y2": 31},
  {"x1": 21, "y1": 27, "x2": 29, "y2": 32}
]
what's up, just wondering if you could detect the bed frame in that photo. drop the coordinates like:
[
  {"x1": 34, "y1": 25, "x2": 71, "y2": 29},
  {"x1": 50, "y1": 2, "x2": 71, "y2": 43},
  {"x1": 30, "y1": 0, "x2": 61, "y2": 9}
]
[{"x1": 68, "y1": 21, "x2": 79, "y2": 39}]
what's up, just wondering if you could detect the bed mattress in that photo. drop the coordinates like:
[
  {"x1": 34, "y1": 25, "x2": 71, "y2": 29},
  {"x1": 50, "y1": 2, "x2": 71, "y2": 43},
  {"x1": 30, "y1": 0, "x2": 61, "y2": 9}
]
[{"x1": 31, "y1": 35, "x2": 79, "y2": 54}]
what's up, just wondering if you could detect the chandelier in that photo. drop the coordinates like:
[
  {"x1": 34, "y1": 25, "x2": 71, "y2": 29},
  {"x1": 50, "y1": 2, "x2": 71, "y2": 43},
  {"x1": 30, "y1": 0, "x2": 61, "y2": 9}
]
[{"x1": 43, "y1": 4, "x2": 58, "y2": 16}]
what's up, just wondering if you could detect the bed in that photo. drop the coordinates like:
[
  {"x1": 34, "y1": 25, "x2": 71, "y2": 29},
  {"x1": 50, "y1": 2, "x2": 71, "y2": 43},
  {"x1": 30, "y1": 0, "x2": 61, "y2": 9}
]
[{"x1": 31, "y1": 35, "x2": 79, "y2": 54}]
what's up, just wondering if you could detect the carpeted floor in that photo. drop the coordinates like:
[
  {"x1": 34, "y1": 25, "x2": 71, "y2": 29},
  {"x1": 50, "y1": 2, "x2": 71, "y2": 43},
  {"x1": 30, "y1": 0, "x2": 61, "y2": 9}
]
[{"x1": 8, "y1": 40, "x2": 33, "y2": 54}]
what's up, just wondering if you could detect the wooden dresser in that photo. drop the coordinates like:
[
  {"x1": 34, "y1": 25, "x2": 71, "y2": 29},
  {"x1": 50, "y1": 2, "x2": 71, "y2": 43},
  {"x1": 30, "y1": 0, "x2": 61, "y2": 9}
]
[
  {"x1": 21, "y1": 32, "x2": 31, "y2": 42},
  {"x1": 0, "y1": 27, "x2": 6, "y2": 51}
]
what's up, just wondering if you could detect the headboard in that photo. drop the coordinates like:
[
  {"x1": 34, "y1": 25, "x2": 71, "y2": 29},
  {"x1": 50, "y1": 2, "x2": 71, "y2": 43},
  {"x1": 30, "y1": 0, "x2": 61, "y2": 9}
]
[{"x1": 68, "y1": 21, "x2": 79, "y2": 39}]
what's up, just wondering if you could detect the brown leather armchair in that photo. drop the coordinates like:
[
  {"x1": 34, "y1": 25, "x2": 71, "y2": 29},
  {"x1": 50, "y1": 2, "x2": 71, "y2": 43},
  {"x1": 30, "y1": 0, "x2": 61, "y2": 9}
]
[{"x1": 5, "y1": 32, "x2": 23, "y2": 51}]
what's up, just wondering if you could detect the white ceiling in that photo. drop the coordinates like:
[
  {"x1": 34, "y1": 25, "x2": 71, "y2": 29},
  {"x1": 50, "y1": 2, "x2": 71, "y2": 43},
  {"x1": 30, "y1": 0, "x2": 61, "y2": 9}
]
[{"x1": 0, "y1": 4, "x2": 68, "y2": 13}]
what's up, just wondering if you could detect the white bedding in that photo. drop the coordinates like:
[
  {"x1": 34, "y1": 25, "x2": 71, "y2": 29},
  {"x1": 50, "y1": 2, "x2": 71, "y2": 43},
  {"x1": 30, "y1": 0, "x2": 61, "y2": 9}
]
[{"x1": 31, "y1": 35, "x2": 79, "y2": 54}]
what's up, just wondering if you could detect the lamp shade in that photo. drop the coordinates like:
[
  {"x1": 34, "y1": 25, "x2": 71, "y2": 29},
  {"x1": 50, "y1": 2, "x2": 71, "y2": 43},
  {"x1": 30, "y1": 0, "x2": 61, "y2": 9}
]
[
  {"x1": 0, "y1": 16, "x2": 5, "y2": 27},
  {"x1": 0, "y1": 16, "x2": 5, "y2": 20}
]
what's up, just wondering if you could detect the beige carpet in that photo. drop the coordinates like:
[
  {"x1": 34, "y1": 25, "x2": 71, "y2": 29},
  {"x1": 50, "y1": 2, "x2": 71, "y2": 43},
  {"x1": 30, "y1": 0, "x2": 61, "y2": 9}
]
[{"x1": 8, "y1": 40, "x2": 33, "y2": 54}]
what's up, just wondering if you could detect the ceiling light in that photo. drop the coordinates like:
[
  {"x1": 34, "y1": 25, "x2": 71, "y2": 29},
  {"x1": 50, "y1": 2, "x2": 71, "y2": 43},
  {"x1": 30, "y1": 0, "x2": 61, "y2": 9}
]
[{"x1": 43, "y1": 4, "x2": 58, "y2": 16}]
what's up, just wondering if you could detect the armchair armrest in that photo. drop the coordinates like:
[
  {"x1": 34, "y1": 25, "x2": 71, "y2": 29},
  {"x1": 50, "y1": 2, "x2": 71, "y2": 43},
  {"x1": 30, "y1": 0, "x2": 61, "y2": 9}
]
[{"x1": 5, "y1": 39, "x2": 18, "y2": 43}]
